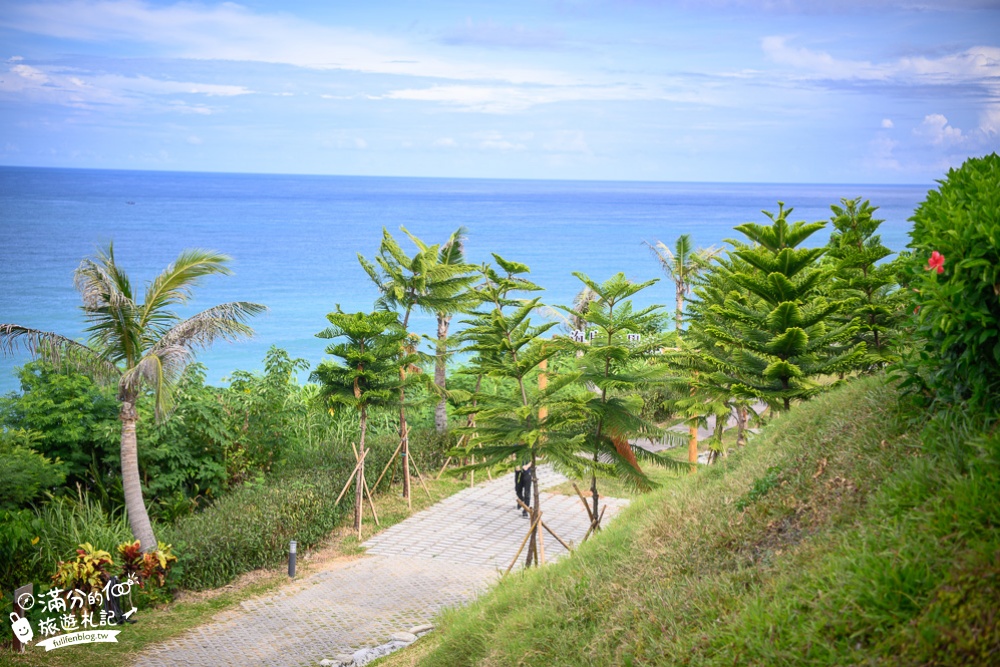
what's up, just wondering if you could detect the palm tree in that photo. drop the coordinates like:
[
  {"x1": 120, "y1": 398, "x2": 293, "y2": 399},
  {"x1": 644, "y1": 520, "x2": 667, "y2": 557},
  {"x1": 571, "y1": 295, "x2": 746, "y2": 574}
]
[
  {"x1": 0, "y1": 244, "x2": 265, "y2": 551},
  {"x1": 358, "y1": 227, "x2": 476, "y2": 497},
  {"x1": 644, "y1": 235, "x2": 720, "y2": 341},
  {"x1": 646, "y1": 235, "x2": 721, "y2": 470},
  {"x1": 431, "y1": 228, "x2": 479, "y2": 433}
]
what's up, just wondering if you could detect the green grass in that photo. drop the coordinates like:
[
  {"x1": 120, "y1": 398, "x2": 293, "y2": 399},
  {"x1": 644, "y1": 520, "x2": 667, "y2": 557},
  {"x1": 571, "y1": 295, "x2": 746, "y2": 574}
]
[{"x1": 375, "y1": 375, "x2": 1000, "y2": 666}]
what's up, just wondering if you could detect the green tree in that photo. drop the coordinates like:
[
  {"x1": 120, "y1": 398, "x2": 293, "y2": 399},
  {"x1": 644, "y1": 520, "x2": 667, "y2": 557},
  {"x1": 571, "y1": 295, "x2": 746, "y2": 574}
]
[
  {"x1": 0, "y1": 360, "x2": 119, "y2": 489},
  {"x1": 0, "y1": 244, "x2": 265, "y2": 551},
  {"x1": 223, "y1": 346, "x2": 310, "y2": 484},
  {"x1": 311, "y1": 309, "x2": 413, "y2": 533},
  {"x1": 557, "y1": 272, "x2": 682, "y2": 523},
  {"x1": 137, "y1": 363, "x2": 230, "y2": 517},
  {"x1": 358, "y1": 227, "x2": 477, "y2": 499},
  {"x1": 825, "y1": 198, "x2": 906, "y2": 368},
  {"x1": 695, "y1": 203, "x2": 863, "y2": 412},
  {"x1": 0, "y1": 428, "x2": 67, "y2": 509},
  {"x1": 455, "y1": 255, "x2": 576, "y2": 567},
  {"x1": 645, "y1": 234, "x2": 721, "y2": 340},
  {"x1": 684, "y1": 245, "x2": 762, "y2": 453}
]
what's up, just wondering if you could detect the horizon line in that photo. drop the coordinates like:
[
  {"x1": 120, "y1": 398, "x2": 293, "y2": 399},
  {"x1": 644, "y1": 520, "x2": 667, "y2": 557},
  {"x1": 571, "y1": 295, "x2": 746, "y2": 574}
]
[{"x1": 0, "y1": 163, "x2": 934, "y2": 189}]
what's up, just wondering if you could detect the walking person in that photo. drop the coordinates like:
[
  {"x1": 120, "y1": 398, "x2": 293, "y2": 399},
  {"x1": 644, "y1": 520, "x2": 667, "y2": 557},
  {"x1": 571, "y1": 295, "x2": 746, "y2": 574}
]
[{"x1": 515, "y1": 459, "x2": 533, "y2": 517}]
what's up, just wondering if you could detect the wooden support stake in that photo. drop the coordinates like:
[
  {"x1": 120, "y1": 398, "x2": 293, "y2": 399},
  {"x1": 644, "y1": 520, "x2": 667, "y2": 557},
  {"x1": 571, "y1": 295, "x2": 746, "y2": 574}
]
[
  {"x1": 517, "y1": 499, "x2": 572, "y2": 552},
  {"x1": 436, "y1": 456, "x2": 453, "y2": 480},
  {"x1": 572, "y1": 482, "x2": 598, "y2": 523},
  {"x1": 409, "y1": 456, "x2": 433, "y2": 500},
  {"x1": 505, "y1": 513, "x2": 542, "y2": 575},
  {"x1": 372, "y1": 440, "x2": 404, "y2": 492},
  {"x1": 335, "y1": 447, "x2": 370, "y2": 506},
  {"x1": 537, "y1": 514, "x2": 546, "y2": 565},
  {"x1": 582, "y1": 505, "x2": 607, "y2": 542},
  {"x1": 352, "y1": 444, "x2": 380, "y2": 526}
]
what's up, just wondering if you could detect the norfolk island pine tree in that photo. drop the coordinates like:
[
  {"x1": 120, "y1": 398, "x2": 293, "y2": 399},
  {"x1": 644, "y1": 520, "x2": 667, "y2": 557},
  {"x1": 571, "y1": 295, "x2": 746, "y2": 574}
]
[
  {"x1": 310, "y1": 309, "x2": 415, "y2": 535},
  {"x1": 556, "y1": 272, "x2": 685, "y2": 525}
]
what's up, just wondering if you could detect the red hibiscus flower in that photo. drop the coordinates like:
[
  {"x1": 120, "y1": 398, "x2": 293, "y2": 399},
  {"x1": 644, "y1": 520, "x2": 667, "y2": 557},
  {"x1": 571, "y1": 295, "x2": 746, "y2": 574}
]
[{"x1": 926, "y1": 251, "x2": 945, "y2": 274}]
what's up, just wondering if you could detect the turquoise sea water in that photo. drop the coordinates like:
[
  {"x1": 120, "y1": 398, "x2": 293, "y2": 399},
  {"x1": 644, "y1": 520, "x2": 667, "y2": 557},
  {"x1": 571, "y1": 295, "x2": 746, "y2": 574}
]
[{"x1": 0, "y1": 167, "x2": 930, "y2": 394}]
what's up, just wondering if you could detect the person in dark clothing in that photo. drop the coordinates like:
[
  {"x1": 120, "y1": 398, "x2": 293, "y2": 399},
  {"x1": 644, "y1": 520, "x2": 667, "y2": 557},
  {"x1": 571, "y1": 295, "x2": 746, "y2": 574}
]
[{"x1": 515, "y1": 460, "x2": 533, "y2": 517}]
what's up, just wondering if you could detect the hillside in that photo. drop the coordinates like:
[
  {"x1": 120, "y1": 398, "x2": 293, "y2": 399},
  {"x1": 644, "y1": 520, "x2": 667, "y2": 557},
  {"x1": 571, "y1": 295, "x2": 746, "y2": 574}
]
[{"x1": 377, "y1": 375, "x2": 1000, "y2": 666}]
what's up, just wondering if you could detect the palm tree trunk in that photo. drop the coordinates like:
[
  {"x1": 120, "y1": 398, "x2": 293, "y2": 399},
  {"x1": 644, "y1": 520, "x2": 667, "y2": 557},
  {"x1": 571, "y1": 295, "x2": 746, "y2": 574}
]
[
  {"x1": 434, "y1": 313, "x2": 450, "y2": 434},
  {"x1": 356, "y1": 406, "x2": 368, "y2": 535},
  {"x1": 676, "y1": 282, "x2": 685, "y2": 340},
  {"x1": 120, "y1": 399, "x2": 157, "y2": 552}
]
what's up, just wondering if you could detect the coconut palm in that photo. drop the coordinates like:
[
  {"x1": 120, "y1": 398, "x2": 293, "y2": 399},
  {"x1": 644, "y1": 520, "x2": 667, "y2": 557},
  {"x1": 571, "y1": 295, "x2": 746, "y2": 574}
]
[
  {"x1": 644, "y1": 235, "x2": 721, "y2": 341},
  {"x1": 0, "y1": 244, "x2": 265, "y2": 551},
  {"x1": 431, "y1": 228, "x2": 479, "y2": 433},
  {"x1": 358, "y1": 227, "x2": 477, "y2": 497}
]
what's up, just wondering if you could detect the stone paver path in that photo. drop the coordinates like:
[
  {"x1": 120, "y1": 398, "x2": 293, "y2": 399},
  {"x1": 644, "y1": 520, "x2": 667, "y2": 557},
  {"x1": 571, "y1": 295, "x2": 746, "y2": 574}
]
[{"x1": 134, "y1": 467, "x2": 628, "y2": 667}]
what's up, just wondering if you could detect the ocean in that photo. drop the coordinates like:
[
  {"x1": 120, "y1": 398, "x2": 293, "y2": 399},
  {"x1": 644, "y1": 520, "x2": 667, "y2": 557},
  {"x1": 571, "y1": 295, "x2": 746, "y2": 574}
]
[{"x1": 0, "y1": 167, "x2": 930, "y2": 394}]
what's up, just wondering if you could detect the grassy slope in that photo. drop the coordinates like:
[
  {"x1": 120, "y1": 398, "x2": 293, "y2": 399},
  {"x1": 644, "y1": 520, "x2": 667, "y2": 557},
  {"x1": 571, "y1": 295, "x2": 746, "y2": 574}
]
[{"x1": 378, "y1": 375, "x2": 1000, "y2": 666}]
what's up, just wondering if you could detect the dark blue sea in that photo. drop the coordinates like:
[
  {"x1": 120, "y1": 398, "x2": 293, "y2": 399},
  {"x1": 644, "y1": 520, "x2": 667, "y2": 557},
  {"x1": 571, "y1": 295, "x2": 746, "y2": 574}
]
[{"x1": 0, "y1": 167, "x2": 930, "y2": 394}]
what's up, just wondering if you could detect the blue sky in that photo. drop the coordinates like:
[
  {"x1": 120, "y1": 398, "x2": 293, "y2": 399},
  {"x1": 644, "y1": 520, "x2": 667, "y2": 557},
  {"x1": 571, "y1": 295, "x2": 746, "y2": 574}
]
[{"x1": 1, "y1": 0, "x2": 998, "y2": 183}]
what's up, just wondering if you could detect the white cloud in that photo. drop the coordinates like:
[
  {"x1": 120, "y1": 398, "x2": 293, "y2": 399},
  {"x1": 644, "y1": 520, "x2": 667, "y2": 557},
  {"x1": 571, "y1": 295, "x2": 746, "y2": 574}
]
[
  {"x1": 0, "y1": 0, "x2": 573, "y2": 86},
  {"x1": 914, "y1": 114, "x2": 964, "y2": 146},
  {"x1": 881, "y1": 118, "x2": 894, "y2": 129},
  {"x1": 867, "y1": 134, "x2": 900, "y2": 170},
  {"x1": 762, "y1": 36, "x2": 884, "y2": 79},
  {"x1": 354, "y1": 138, "x2": 368, "y2": 149},
  {"x1": 381, "y1": 83, "x2": 682, "y2": 114},
  {"x1": 433, "y1": 137, "x2": 458, "y2": 148},
  {"x1": 980, "y1": 106, "x2": 1000, "y2": 135},
  {"x1": 186, "y1": 135, "x2": 203, "y2": 145},
  {"x1": 762, "y1": 36, "x2": 1000, "y2": 86},
  {"x1": 11, "y1": 64, "x2": 50, "y2": 83},
  {"x1": 0, "y1": 60, "x2": 252, "y2": 113},
  {"x1": 542, "y1": 131, "x2": 590, "y2": 154},
  {"x1": 476, "y1": 131, "x2": 529, "y2": 152}
]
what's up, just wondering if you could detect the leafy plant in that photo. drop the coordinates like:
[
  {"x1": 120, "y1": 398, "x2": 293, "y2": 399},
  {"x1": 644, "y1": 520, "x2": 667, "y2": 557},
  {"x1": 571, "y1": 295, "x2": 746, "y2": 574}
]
[
  {"x1": 51, "y1": 542, "x2": 116, "y2": 596},
  {"x1": 118, "y1": 539, "x2": 177, "y2": 588},
  {"x1": 902, "y1": 152, "x2": 1000, "y2": 409},
  {"x1": 224, "y1": 347, "x2": 309, "y2": 485},
  {"x1": 359, "y1": 226, "x2": 478, "y2": 498},
  {"x1": 0, "y1": 428, "x2": 67, "y2": 509},
  {"x1": 824, "y1": 197, "x2": 906, "y2": 368}
]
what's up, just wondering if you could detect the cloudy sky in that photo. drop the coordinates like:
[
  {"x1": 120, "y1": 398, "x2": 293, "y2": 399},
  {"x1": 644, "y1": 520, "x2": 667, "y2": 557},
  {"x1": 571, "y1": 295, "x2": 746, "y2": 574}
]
[{"x1": 1, "y1": 0, "x2": 998, "y2": 183}]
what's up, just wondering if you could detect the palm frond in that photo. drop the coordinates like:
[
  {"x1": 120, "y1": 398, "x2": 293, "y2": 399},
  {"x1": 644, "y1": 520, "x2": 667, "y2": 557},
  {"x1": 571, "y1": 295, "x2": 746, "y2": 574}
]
[
  {"x1": 153, "y1": 302, "x2": 266, "y2": 353},
  {"x1": 141, "y1": 249, "x2": 234, "y2": 328},
  {"x1": 0, "y1": 324, "x2": 119, "y2": 382}
]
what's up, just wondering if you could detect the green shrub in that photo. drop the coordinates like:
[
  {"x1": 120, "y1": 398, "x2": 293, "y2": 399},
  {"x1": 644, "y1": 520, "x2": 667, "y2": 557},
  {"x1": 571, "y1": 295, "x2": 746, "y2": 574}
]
[
  {"x1": 0, "y1": 508, "x2": 45, "y2": 593},
  {"x1": 0, "y1": 428, "x2": 67, "y2": 509},
  {"x1": 34, "y1": 492, "x2": 132, "y2": 574},
  {"x1": 904, "y1": 152, "x2": 1000, "y2": 409},
  {"x1": 164, "y1": 468, "x2": 349, "y2": 590}
]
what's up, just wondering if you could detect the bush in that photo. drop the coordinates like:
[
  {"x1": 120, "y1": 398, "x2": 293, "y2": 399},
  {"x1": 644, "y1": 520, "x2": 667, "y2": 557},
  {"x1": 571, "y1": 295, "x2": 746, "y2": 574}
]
[
  {"x1": 163, "y1": 468, "x2": 348, "y2": 590},
  {"x1": 904, "y1": 152, "x2": 1000, "y2": 409},
  {"x1": 34, "y1": 492, "x2": 133, "y2": 577}
]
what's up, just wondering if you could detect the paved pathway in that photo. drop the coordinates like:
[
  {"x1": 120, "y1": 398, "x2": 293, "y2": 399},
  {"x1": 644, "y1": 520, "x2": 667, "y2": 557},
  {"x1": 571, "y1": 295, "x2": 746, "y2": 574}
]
[{"x1": 134, "y1": 467, "x2": 629, "y2": 667}]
